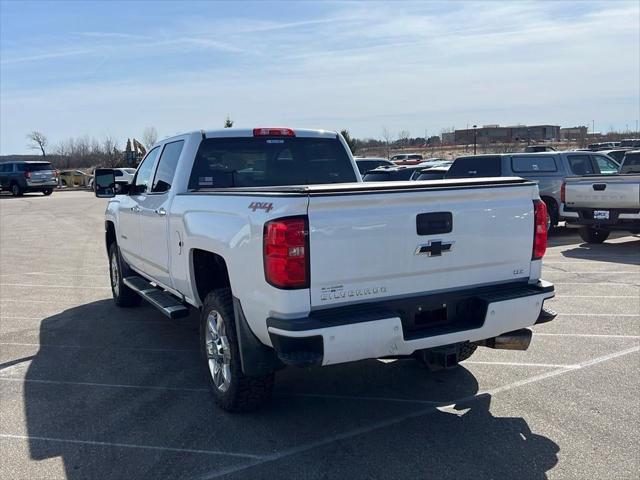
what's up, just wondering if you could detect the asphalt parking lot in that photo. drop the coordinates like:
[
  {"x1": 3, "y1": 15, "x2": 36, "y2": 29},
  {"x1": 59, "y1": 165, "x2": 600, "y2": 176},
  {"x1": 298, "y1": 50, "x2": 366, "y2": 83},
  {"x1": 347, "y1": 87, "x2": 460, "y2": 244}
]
[{"x1": 0, "y1": 191, "x2": 638, "y2": 479}]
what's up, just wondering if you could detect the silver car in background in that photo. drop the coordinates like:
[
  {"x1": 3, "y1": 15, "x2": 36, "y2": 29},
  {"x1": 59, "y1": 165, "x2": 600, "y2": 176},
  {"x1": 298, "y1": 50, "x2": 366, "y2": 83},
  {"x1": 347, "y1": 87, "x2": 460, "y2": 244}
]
[{"x1": 445, "y1": 152, "x2": 620, "y2": 228}]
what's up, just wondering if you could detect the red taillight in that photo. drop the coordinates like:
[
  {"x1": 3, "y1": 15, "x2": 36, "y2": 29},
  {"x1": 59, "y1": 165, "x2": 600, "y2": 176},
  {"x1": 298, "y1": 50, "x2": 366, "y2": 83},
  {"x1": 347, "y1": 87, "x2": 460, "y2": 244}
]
[
  {"x1": 532, "y1": 200, "x2": 548, "y2": 260},
  {"x1": 253, "y1": 127, "x2": 295, "y2": 137},
  {"x1": 264, "y1": 216, "x2": 308, "y2": 289},
  {"x1": 560, "y1": 181, "x2": 566, "y2": 204},
  {"x1": 24, "y1": 171, "x2": 31, "y2": 179}
]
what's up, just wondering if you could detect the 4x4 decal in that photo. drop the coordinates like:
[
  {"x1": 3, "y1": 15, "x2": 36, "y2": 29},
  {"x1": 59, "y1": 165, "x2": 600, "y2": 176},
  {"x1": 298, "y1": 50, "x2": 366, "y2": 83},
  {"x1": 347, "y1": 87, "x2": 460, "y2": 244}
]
[{"x1": 248, "y1": 201, "x2": 273, "y2": 213}]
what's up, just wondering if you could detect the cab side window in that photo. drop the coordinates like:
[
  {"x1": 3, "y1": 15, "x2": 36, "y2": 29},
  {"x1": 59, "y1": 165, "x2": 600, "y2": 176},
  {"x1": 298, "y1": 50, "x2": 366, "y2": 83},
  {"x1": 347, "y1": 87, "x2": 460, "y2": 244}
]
[
  {"x1": 592, "y1": 155, "x2": 619, "y2": 175},
  {"x1": 567, "y1": 155, "x2": 594, "y2": 175},
  {"x1": 132, "y1": 147, "x2": 160, "y2": 195},
  {"x1": 151, "y1": 141, "x2": 184, "y2": 193}
]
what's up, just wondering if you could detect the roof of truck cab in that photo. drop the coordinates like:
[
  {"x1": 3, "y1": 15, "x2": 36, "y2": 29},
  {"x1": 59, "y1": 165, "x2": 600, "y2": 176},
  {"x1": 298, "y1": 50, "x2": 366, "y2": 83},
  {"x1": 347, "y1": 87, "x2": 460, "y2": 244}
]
[{"x1": 202, "y1": 128, "x2": 338, "y2": 139}]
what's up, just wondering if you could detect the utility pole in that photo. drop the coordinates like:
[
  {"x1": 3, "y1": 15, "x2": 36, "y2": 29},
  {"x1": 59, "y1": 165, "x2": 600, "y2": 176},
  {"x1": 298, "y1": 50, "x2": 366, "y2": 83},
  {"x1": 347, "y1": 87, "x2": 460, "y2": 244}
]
[
  {"x1": 473, "y1": 125, "x2": 478, "y2": 155},
  {"x1": 592, "y1": 120, "x2": 595, "y2": 137}
]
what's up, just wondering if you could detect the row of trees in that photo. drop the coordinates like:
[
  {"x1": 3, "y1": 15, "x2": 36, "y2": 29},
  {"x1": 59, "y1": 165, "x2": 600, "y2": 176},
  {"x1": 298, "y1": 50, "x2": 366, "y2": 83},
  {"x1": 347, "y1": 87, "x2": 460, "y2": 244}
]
[{"x1": 25, "y1": 127, "x2": 158, "y2": 169}]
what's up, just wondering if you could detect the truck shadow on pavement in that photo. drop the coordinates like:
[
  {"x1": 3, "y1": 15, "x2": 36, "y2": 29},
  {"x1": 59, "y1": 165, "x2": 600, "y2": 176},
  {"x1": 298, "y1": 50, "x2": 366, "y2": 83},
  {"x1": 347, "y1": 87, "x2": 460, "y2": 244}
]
[
  {"x1": 561, "y1": 236, "x2": 640, "y2": 266},
  {"x1": 19, "y1": 300, "x2": 559, "y2": 479}
]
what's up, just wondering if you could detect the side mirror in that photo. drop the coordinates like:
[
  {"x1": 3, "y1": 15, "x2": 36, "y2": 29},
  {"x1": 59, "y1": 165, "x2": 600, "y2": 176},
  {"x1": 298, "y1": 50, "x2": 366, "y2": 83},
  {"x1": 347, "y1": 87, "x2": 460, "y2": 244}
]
[{"x1": 94, "y1": 169, "x2": 116, "y2": 198}]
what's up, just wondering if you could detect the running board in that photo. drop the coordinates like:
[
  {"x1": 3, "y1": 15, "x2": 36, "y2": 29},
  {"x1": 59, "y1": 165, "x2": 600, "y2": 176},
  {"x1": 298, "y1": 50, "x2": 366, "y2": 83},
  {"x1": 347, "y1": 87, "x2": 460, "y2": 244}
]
[{"x1": 123, "y1": 276, "x2": 189, "y2": 320}]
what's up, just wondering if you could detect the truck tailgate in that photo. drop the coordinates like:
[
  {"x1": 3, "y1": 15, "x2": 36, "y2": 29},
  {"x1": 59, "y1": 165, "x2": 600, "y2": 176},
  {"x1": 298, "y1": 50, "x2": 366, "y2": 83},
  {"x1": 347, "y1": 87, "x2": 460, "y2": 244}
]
[
  {"x1": 564, "y1": 176, "x2": 640, "y2": 209},
  {"x1": 307, "y1": 179, "x2": 537, "y2": 308}
]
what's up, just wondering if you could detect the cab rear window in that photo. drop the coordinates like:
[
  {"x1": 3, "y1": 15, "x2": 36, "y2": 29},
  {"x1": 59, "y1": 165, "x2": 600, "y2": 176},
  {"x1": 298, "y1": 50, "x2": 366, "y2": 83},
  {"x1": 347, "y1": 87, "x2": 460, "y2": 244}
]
[
  {"x1": 621, "y1": 153, "x2": 640, "y2": 174},
  {"x1": 188, "y1": 137, "x2": 356, "y2": 189},
  {"x1": 446, "y1": 156, "x2": 502, "y2": 178}
]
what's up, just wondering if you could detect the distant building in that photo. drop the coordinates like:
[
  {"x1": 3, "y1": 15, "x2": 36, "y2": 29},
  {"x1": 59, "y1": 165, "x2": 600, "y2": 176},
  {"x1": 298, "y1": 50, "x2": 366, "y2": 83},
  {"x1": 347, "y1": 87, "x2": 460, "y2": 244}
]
[
  {"x1": 441, "y1": 132, "x2": 455, "y2": 144},
  {"x1": 454, "y1": 124, "x2": 560, "y2": 144},
  {"x1": 560, "y1": 126, "x2": 588, "y2": 141}
]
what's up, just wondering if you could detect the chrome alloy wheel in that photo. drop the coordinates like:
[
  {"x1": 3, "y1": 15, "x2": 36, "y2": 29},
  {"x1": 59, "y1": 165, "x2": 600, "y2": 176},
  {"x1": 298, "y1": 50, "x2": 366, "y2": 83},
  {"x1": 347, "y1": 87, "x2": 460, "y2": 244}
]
[
  {"x1": 110, "y1": 250, "x2": 120, "y2": 297},
  {"x1": 205, "y1": 311, "x2": 232, "y2": 392}
]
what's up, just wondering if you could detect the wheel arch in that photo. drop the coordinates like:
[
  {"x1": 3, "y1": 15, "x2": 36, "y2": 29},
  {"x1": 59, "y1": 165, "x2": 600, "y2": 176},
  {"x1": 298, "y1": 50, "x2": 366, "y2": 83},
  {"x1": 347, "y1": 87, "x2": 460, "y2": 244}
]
[
  {"x1": 191, "y1": 249, "x2": 231, "y2": 305},
  {"x1": 105, "y1": 221, "x2": 116, "y2": 254},
  {"x1": 540, "y1": 195, "x2": 558, "y2": 225}
]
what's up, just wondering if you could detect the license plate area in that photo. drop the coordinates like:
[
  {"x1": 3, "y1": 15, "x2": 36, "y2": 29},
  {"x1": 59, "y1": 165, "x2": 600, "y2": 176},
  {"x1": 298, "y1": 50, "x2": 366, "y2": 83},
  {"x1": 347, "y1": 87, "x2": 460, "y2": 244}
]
[
  {"x1": 402, "y1": 297, "x2": 487, "y2": 340},
  {"x1": 593, "y1": 210, "x2": 609, "y2": 220}
]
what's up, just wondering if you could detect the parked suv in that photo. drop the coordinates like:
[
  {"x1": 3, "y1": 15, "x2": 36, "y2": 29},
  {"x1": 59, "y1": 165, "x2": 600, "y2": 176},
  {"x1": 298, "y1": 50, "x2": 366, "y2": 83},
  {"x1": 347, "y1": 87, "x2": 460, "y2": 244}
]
[
  {"x1": 390, "y1": 153, "x2": 423, "y2": 165},
  {"x1": 0, "y1": 161, "x2": 58, "y2": 196},
  {"x1": 354, "y1": 157, "x2": 393, "y2": 174},
  {"x1": 445, "y1": 152, "x2": 620, "y2": 228},
  {"x1": 363, "y1": 163, "x2": 434, "y2": 181}
]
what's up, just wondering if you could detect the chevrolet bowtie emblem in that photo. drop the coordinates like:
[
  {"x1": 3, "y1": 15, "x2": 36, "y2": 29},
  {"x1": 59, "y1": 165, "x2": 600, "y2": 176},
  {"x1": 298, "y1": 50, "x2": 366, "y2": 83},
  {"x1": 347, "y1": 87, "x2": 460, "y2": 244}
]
[{"x1": 415, "y1": 240, "x2": 454, "y2": 257}]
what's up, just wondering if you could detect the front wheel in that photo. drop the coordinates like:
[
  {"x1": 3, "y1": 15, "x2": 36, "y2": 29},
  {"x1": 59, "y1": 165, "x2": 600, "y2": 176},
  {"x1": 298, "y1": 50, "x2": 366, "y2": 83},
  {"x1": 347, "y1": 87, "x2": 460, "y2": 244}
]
[
  {"x1": 11, "y1": 183, "x2": 22, "y2": 197},
  {"x1": 42, "y1": 189, "x2": 53, "y2": 196},
  {"x1": 108, "y1": 242, "x2": 141, "y2": 307},
  {"x1": 201, "y1": 288, "x2": 274, "y2": 412},
  {"x1": 578, "y1": 227, "x2": 609, "y2": 244}
]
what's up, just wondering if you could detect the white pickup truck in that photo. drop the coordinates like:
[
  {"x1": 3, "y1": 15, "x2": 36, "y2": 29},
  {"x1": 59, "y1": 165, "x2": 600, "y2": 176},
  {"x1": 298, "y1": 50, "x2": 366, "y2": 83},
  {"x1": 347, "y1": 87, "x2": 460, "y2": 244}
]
[
  {"x1": 94, "y1": 127, "x2": 556, "y2": 412},
  {"x1": 562, "y1": 151, "x2": 640, "y2": 243}
]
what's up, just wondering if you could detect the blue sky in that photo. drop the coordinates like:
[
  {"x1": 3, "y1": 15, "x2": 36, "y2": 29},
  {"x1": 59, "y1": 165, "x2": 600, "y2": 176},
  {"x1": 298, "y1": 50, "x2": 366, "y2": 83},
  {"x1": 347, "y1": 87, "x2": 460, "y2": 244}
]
[{"x1": 1, "y1": 0, "x2": 639, "y2": 154}]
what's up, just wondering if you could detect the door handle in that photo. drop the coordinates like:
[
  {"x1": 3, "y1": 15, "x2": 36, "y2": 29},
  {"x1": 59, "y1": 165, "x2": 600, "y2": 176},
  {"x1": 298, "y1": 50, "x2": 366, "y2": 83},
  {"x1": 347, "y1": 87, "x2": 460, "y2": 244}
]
[
  {"x1": 131, "y1": 205, "x2": 141, "y2": 213},
  {"x1": 155, "y1": 208, "x2": 167, "y2": 216}
]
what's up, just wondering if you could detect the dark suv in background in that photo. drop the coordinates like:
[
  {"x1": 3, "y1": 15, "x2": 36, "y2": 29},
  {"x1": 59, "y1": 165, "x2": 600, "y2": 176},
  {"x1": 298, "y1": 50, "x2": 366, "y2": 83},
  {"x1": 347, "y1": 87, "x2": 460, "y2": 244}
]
[{"x1": 0, "y1": 161, "x2": 58, "y2": 196}]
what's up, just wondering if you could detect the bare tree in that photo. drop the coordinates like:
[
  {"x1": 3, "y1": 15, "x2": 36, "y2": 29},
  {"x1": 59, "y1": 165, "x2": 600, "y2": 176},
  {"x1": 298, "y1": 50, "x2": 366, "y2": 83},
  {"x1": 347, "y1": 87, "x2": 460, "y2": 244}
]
[
  {"x1": 26, "y1": 131, "x2": 48, "y2": 158},
  {"x1": 382, "y1": 127, "x2": 393, "y2": 159},
  {"x1": 142, "y1": 127, "x2": 158, "y2": 149},
  {"x1": 224, "y1": 116, "x2": 234, "y2": 128},
  {"x1": 397, "y1": 130, "x2": 410, "y2": 149},
  {"x1": 102, "y1": 135, "x2": 121, "y2": 167}
]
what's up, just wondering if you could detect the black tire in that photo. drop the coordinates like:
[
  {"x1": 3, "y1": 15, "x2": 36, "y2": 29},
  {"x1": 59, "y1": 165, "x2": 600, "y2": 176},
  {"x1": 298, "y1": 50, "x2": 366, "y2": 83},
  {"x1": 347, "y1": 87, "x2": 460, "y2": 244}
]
[
  {"x1": 544, "y1": 201, "x2": 558, "y2": 232},
  {"x1": 60, "y1": 179, "x2": 67, "y2": 187},
  {"x1": 578, "y1": 227, "x2": 610, "y2": 244},
  {"x1": 10, "y1": 183, "x2": 22, "y2": 197},
  {"x1": 108, "y1": 242, "x2": 141, "y2": 307},
  {"x1": 42, "y1": 189, "x2": 53, "y2": 196},
  {"x1": 200, "y1": 288, "x2": 274, "y2": 412},
  {"x1": 458, "y1": 342, "x2": 478, "y2": 361}
]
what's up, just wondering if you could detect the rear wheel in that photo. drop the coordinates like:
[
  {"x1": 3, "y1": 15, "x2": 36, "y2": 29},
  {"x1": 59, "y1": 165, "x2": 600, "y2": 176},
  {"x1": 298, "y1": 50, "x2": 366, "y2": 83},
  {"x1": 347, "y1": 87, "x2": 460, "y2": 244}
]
[
  {"x1": 458, "y1": 342, "x2": 478, "y2": 361},
  {"x1": 200, "y1": 288, "x2": 274, "y2": 412},
  {"x1": 108, "y1": 242, "x2": 141, "y2": 307},
  {"x1": 11, "y1": 183, "x2": 22, "y2": 197},
  {"x1": 578, "y1": 227, "x2": 609, "y2": 244},
  {"x1": 42, "y1": 189, "x2": 53, "y2": 196}
]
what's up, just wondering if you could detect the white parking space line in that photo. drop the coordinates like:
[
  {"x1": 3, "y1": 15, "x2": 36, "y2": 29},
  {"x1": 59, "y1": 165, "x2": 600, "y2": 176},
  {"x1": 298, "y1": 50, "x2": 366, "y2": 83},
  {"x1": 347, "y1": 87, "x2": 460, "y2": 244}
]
[
  {"x1": 0, "y1": 433, "x2": 261, "y2": 459},
  {"x1": 197, "y1": 345, "x2": 640, "y2": 479},
  {"x1": 552, "y1": 282, "x2": 640, "y2": 287},
  {"x1": 0, "y1": 377, "x2": 209, "y2": 392},
  {"x1": 0, "y1": 283, "x2": 110, "y2": 289},
  {"x1": 542, "y1": 271, "x2": 639, "y2": 274},
  {"x1": 0, "y1": 342, "x2": 197, "y2": 353},
  {"x1": 0, "y1": 272, "x2": 108, "y2": 277},
  {"x1": 554, "y1": 295, "x2": 636, "y2": 298},
  {"x1": 556, "y1": 313, "x2": 639, "y2": 317},
  {"x1": 463, "y1": 361, "x2": 579, "y2": 368},
  {"x1": 534, "y1": 333, "x2": 640, "y2": 339}
]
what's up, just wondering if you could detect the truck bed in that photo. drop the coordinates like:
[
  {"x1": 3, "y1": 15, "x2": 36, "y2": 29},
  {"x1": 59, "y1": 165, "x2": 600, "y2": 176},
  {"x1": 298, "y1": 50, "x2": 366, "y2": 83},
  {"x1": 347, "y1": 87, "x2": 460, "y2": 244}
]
[
  {"x1": 184, "y1": 177, "x2": 534, "y2": 195},
  {"x1": 564, "y1": 174, "x2": 640, "y2": 209}
]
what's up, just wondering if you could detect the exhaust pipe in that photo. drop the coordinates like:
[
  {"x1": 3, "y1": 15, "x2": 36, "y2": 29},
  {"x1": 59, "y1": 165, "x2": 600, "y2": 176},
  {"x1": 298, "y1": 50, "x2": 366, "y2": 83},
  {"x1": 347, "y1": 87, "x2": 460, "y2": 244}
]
[{"x1": 479, "y1": 328, "x2": 532, "y2": 351}]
